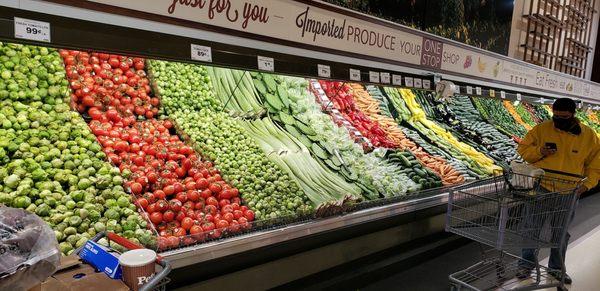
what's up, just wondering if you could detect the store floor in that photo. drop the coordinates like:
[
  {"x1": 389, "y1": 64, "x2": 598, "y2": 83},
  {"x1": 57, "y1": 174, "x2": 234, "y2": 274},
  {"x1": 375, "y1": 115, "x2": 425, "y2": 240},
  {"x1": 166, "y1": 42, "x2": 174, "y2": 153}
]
[{"x1": 363, "y1": 192, "x2": 600, "y2": 291}]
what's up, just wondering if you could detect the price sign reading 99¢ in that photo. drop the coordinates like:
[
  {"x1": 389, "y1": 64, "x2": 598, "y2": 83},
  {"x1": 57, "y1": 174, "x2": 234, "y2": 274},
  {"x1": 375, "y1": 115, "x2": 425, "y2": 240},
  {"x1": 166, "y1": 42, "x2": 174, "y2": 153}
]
[
  {"x1": 14, "y1": 17, "x2": 51, "y2": 43},
  {"x1": 258, "y1": 56, "x2": 274, "y2": 72}
]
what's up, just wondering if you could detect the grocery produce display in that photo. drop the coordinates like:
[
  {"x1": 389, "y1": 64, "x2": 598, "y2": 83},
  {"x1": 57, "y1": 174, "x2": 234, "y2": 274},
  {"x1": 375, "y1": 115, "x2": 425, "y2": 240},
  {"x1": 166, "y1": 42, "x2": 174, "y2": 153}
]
[
  {"x1": 4, "y1": 40, "x2": 600, "y2": 256},
  {"x1": 472, "y1": 97, "x2": 528, "y2": 140},
  {"x1": 399, "y1": 89, "x2": 500, "y2": 177},
  {"x1": 148, "y1": 60, "x2": 313, "y2": 221},
  {"x1": 503, "y1": 101, "x2": 534, "y2": 131},
  {"x1": 0, "y1": 43, "x2": 154, "y2": 255}
]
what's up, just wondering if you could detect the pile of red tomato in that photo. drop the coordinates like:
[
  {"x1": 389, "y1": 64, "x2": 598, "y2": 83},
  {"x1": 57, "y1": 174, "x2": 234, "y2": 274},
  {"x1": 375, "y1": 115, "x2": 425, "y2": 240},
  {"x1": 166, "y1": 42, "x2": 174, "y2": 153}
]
[{"x1": 60, "y1": 50, "x2": 255, "y2": 249}]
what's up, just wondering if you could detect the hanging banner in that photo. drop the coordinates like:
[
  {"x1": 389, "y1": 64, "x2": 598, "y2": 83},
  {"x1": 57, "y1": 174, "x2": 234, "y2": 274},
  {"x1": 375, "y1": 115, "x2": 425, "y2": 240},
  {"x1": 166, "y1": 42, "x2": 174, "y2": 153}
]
[{"x1": 45, "y1": 0, "x2": 600, "y2": 100}]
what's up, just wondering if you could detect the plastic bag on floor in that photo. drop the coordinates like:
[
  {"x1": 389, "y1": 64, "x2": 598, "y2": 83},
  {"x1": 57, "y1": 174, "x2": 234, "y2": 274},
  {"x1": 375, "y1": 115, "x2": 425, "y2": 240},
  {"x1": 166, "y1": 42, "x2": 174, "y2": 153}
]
[{"x1": 0, "y1": 207, "x2": 61, "y2": 290}]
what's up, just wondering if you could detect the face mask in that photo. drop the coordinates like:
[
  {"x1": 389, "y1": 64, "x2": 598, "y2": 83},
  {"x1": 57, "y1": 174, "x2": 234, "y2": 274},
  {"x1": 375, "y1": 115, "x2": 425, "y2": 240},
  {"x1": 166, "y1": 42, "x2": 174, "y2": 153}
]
[{"x1": 553, "y1": 116, "x2": 581, "y2": 134}]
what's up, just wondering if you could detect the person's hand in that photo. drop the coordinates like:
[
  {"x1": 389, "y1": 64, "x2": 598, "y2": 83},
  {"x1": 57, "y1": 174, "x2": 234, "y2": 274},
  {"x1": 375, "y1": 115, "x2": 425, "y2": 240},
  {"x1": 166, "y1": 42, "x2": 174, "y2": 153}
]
[
  {"x1": 576, "y1": 185, "x2": 589, "y2": 196},
  {"x1": 540, "y1": 147, "x2": 556, "y2": 157}
]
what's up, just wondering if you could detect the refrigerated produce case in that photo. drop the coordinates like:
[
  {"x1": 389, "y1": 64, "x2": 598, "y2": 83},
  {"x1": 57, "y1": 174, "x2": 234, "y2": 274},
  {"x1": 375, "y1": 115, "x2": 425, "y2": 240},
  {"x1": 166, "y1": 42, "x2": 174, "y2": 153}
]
[{"x1": 2, "y1": 2, "x2": 600, "y2": 289}]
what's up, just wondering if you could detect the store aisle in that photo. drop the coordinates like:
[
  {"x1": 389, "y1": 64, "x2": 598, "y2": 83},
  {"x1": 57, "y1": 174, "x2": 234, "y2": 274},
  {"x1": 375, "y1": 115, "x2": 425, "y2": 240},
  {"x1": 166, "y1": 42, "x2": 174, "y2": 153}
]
[{"x1": 363, "y1": 192, "x2": 600, "y2": 291}]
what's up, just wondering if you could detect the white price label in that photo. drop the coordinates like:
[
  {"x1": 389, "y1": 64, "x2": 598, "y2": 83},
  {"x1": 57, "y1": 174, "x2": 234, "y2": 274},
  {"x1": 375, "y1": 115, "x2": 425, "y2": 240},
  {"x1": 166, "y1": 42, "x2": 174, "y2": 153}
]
[
  {"x1": 434, "y1": 75, "x2": 442, "y2": 83},
  {"x1": 414, "y1": 78, "x2": 422, "y2": 88},
  {"x1": 392, "y1": 74, "x2": 402, "y2": 86},
  {"x1": 466, "y1": 86, "x2": 473, "y2": 95},
  {"x1": 422, "y1": 80, "x2": 431, "y2": 89},
  {"x1": 350, "y1": 69, "x2": 361, "y2": 81},
  {"x1": 190, "y1": 44, "x2": 212, "y2": 62},
  {"x1": 317, "y1": 64, "x2": 331, "y2": 78},
  {"x1": 380, "y1": 72, "x2": 390, "y2": 84},
  {"x1": 313, "y1": 82, "x2": 322, "y2": 89},
  {"x1": 516, "y1": 93, "x2": 522, "y2": 101},
  {"x1": 257, "y1": 56, "x2": 274, "y2": 71},
  {"x1": 14, "y1": 17, "x2": 51, "y2": 43},
  {"x1": 475, "y1": 87, "x2": 482, "y2": 95},
  {"x1": 500, "y1": 91, "x2": 506, "y2": 99},
  {"x1": 369, "y1": 71, "x2": 380, "y2": 83},
  {"x1": 404, "y1": 77, "x2": 414, "y2": 87}
]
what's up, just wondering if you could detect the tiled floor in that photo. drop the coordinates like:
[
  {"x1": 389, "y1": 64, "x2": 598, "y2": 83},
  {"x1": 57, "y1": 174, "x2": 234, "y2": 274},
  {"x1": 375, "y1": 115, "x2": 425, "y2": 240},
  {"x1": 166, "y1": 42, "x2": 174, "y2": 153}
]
[{"x1": 364, "y1": 192, "x2": 600, "y2": 290}]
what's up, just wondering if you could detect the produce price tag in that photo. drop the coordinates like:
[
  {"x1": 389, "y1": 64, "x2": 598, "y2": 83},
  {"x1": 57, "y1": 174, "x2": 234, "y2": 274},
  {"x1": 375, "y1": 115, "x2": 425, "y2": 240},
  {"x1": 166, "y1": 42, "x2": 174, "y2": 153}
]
[
  {"x1": 318, "y1": 64, "x2": 331, "y2": 78},
  {"x1": 404, "y1": 77, "x2": 414, "y2": 87},
  {"x1": 422, "y1": 80, "x2": 431, "y2": 89},
  {"x1": 350, "y1": 68, "x2": 361, "y2": 81},
  {"x1": 14, "y1": 17, "x2": 51, "y2": 43},
  {"x1": 414, "y1": 78, "x2": 422, "y2": 88},
  {"x1": 369, "y1": 71, "x2": 380, "y2": 83},
  {"x1": 257, "y1": 56, "x2": 274, "y2": 71},
  {"x1": 475, "y1": 87, "x2": 482, "y2": 95},
  {"x1": 500, "y1": 91, "x2": 506, "y2": 99},
  {"x1": 380, "y1": 72, "x2": 390, "y2": 84},
  {"x1": 516, "y1": 93, "x2": 522, "y2": 101},
  {"x1": 190, "y1": 44, "x2": 212, "y2": 62},
  {"x1": 313, "y1": 82, "x2": 321, "y2": 89},
  {"x1": 434, "y1": 75, "x2": 442, "y2": 83},
  {"x1": 489, "y1": 89, "x2": 495, "y2": 97},
  {"x1": 392, "y1": 74, "x2": 402, "y2": 85},
  {"x1": 466, "y1": 86, "x2": 473, "y2": 95}
]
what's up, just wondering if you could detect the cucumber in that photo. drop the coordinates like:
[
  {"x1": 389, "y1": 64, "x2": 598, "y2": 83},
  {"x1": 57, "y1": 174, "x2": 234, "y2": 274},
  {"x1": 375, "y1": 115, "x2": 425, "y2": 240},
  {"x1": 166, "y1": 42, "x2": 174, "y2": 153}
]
[
  {"x1": 330, "y1": 154, "x2": 343, "y2": 167},
  {"x1": 324, "y1": 159, "x2": 340, "y2": 171},
  {"x1": 341, "y1": 167, "x2": 358, "y2": 181},
  {"x1": 277, "y1": 86, "x2": 291, "y2": 107},
  {"x1": 296, "y1": 122, "x2": 317, "y2": 136},
  {"x1": 319, "y1": 141, "x2": 336, "y2": 155},
  {"x1": 306, "y1": 134, "x2": 320, "y2": 142},
  {"x1": 263, "y1": 74, "x2": 277, "y2": 92},
  {"x1": 414, "y1": 168, "x2": 428, "y2": 178},
  {"x1": 311, "y1": 143, "x2": 330, "y2": 160},
  {"x1": 297, "y1": 134, "x2": 313, "y2": 149},
  {"x1": 284, "y1": 124, "x2": 303, "y2": 140},
  {"x1": 279, "y1": 111, "x2": 295, "y2": 125},
  {"x1": 253, "y1": 79, "x2": 267, "y2": 95},
  {"x1": 265, "y1": 93, "x2": 284, "y2": 111}
]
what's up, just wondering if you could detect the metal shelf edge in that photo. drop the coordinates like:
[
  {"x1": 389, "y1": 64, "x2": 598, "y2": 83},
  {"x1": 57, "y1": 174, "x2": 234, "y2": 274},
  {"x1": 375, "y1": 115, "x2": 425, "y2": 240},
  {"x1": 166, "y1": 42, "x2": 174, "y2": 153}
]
[{"x1": 162, "y1": 192, "x2": 449, "y2": 268}]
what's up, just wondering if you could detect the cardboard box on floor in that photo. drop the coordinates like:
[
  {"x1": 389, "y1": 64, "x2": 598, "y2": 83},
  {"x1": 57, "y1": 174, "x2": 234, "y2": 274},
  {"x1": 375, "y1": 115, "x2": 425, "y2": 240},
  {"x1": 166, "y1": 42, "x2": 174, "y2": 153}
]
[{"x1": 29, "y1": 255, "x2": 129, "y2": 291}]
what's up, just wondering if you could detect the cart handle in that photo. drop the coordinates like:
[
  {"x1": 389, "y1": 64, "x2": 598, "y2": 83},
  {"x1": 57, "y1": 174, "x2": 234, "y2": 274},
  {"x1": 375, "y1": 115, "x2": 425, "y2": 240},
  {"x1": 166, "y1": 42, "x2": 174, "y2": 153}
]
[{"x1": 75, "y1": 231, "x2": 171, "y2": 291}]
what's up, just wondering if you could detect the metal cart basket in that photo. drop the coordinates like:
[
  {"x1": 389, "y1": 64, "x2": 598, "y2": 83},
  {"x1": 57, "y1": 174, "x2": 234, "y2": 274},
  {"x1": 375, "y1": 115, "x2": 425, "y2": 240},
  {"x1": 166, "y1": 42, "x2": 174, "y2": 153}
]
[{"x1": 446, "y1": 171, "x2": 582, "y2": 291}]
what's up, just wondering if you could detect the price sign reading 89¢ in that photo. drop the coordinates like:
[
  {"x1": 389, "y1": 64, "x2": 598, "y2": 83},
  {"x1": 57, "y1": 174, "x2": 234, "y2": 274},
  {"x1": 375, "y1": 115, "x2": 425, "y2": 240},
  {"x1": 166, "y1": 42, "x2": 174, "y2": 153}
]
[{"x1": 191, "y1": 44, "x2": 212, "y2": 62}]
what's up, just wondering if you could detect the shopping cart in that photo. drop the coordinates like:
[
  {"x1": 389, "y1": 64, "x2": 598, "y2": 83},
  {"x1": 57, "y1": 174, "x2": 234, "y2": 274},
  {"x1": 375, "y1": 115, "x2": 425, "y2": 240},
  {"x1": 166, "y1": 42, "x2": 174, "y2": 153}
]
[
  {"x1": 75, "y1": 231, "x2": 171, "y2": 291},
  {"x1": 445, "y1": 171, "x2": 583, "y2": 291}
]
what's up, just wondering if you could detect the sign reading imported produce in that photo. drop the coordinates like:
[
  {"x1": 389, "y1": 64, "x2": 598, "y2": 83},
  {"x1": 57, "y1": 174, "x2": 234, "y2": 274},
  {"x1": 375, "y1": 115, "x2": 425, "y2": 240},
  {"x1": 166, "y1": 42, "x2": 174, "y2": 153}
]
[{"x1": 66, "y1": 0, "x2": 600, "y2": 101}]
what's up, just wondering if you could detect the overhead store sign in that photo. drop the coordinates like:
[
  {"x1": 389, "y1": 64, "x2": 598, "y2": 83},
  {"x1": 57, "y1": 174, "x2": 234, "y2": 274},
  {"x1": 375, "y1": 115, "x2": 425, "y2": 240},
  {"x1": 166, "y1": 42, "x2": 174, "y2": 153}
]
[{"x1": 57, "y1": 0, "x2": 600, "y2": 100}]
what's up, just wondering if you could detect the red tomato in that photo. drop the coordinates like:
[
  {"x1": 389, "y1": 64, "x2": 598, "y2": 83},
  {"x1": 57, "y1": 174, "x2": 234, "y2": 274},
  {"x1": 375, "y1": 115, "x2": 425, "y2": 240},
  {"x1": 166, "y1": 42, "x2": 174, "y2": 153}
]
[
  {"x1": 209, "y1": 183, "x2": 222, "y2": 194},
  {"x1": 238, "y1": 217, "x2": 249, "y2": 230},
  {"x1": 195, "y1": 201, "x2": 205, "y2": 211},
  {"x1": 173, "y1": 182, "x2": 184, "y2": 194},
  {"x1": 219, "y1": 199, "x2": 230, "y2": 208},
  {"x1": 196, "y1": 178, "x2": 209, "y2": 190},
  {"x1": 163, "y1": 210, "x2": 175, "y2": 223},
  {"x1": 167, "y1": 236, "x2": 180, "y2": 248},
  {"x1": 175, "y1": 167, "x2": 186, "y2": 178},
  {"x1": 188, "y1": 191, "x2": 200, "y2": 202},
  {"x1": 176, "y1": 192, "x2": 188, "y2": 203},
  {"x1": 142, "y1": 193, "x2": 156, "y2": 204},
  {"x1": 233, "y1": 210, "x2": 243, "y2": 220},
  {"x1": 149, "y1": 212, "x2": 163, "y2": 224},
  {"x1": 230, "y1": 203, "x2": 240, "y2": 211},
  {"x1": 185, "y1": 181, "x2": 196, "y2": 191},
  {"x1": 169, "y1": 199, "x2": 182, "y2": 212},
  {"x1": 154, "y1": 190, "x2": 166, "y2": 200},
  {"x1": 190, "y1": 225, "x2": 203, "y2": 235},
  {"x1": 173, "y1": 227, "x2": 186, "y2": 237},
  {"x1": 147, "y1": 172, "x2": 158, "y2": 184},
  {"x1": 130, "y1": 183, "x2": 142, "y2": 195},
  {"x1": 204, "y1": 205, "x2": 217, "y2": 216},
  {"x1": 232, "y1": 197, "x2": 241, "y2": 205},
  {"x1": 156, "y1": 200, "x2": 169, "y2": 212},
  {"x1": 216, "y1": 220, "x2": 229, "y2": 229},
  {"x1": 244, "y1": 210, "x2": 255, "y2": 221},
  {"x1": 229, "y1": 220, "x2": 240, "y2": 233},
  {"x1": 221, "y1": 205, "x2": 233, "y2": 214},
  {"x1": 240, "y1": 206, "x2": 249, "y2": 212},
  {"x1": 204, "y1": 214, "x2": 214, "y2": 222},
  {"x1": 219, "y1": 189, "x2": 232, "y2": 200},
  {"x1": 136, "y1": 198, "x2": 149, "y2": 209},
  {"x1": 175, "y1": 211, "x2": 185, "y2": 222},
  {"x1": 181, "y1": 217, "x2": 194, "y2": 230},
  {"x1": 223, "y1": 213, "x2": 234, "y2": 223},
  {"x1": 202, "y1": 222, "x2": 215, "y2": 232},
  {"x1": 163, "y1": 185, "x2": 175, "y2": 196},
  {"x1": 206, "y1": 197, "x2": 218, "y2": 207}
]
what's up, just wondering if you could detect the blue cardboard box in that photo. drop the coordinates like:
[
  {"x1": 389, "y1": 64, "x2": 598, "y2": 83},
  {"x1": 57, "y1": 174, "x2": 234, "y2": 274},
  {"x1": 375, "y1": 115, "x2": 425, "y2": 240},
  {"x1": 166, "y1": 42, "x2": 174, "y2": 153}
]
[{"x1": 78, "y1": 240, "x2": 122, "y2": 279}]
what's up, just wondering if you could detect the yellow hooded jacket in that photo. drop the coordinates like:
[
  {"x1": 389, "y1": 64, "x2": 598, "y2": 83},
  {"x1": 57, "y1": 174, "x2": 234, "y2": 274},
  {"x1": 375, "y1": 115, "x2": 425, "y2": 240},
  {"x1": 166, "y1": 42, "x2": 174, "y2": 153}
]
[{"x1": 518, "y1": 120, "x2": 600, "y2": 191}]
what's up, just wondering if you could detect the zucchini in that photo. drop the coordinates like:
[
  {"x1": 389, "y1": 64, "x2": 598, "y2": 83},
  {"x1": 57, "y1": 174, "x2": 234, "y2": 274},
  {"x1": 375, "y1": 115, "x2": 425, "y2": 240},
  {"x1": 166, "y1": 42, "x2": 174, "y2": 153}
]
[
  {"x1": 341, "y1": 167, "x2": 358, "y2": 181},
  {"x1": 306, "y1": 134, "x2": 320, "y2": 142},
  {"x1": 296, "y1": 122, "x2": 317, "y2": 136},
  {"x1": 319, "y1": 141, "x2": 336, "y2": 155},
  {"x1": 277, "y1": 86, "x2": 291, "y2": 107},
  {"x1": 330, "y1": 154, "x2": 343, "y2": 167},
  {"x1": 265, "y1": 93, "x2": 284, "y2": 111},
  {"x1": 324, "y1": 159, "x2": 340, "y2": 171}
]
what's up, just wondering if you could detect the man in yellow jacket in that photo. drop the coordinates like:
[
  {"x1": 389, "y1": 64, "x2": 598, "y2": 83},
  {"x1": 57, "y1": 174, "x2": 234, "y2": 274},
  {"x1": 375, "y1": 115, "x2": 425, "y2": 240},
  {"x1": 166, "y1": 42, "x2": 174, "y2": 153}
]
[{"x1": 517, "y1": 98, "x2": 600, "y2": 284}]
